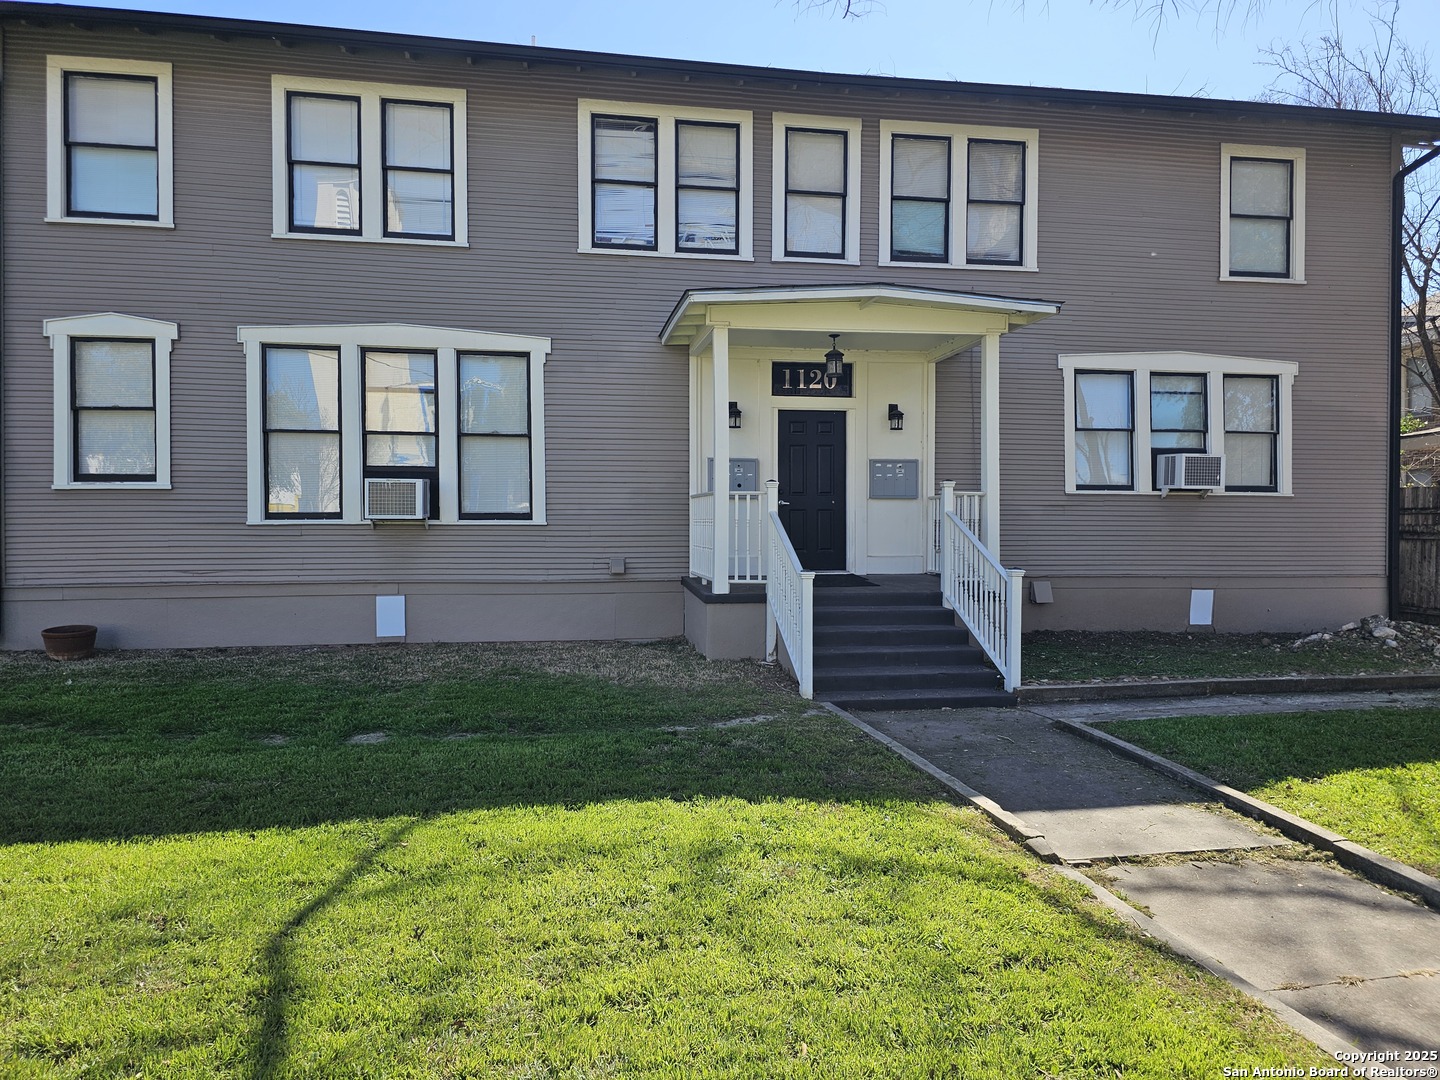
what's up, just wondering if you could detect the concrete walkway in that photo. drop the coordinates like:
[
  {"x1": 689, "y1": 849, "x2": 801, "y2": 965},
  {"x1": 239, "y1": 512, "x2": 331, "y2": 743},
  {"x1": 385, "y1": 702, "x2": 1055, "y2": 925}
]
[{"x1": 846, "y1": 696, "x2": 1440, "y2": 1056}]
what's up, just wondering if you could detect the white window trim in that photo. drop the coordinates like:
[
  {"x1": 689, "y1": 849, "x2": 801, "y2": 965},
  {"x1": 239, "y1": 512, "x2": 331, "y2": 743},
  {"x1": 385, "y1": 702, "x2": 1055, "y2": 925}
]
[
  {"x1": 46, "y1": 55, "x2": 174, "y2": 228},
  {"x1": 238, "y1": 323, "x2": 549, "y2": 525},
  {"x1": 1219, "y1": 143, "x2": 1306, "y2": 284},
  {"x1": 1058, "y1": 351, "x2": 1297, "y2": 496},
  {"x1": 879, "y1": 119, "x2": 1040, "y2": 272},
  {"x1": 576, "y1": 98, "x2": 754, "y2": 261},
  {"x1": 270, "y1": 75, "x2": 468, "y2": 247},
  {"x1": 45, "y1": 312, "x2": 177, "y2": 489},
  {"x1": 771, "y1": 111, "x2": 863, "y2": 266}
]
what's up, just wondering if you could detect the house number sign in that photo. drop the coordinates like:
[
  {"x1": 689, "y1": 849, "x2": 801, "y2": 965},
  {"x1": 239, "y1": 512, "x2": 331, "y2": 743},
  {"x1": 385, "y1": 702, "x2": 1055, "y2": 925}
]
[{"x1": 771, "y1": 362, "x2": 854, "y2": 398}]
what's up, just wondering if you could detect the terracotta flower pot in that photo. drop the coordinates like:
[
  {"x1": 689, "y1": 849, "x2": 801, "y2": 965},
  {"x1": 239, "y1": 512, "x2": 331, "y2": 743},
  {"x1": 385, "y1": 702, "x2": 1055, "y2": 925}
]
[{"x1": 41, "y1": 624, "x2": 97, "y2": 661}]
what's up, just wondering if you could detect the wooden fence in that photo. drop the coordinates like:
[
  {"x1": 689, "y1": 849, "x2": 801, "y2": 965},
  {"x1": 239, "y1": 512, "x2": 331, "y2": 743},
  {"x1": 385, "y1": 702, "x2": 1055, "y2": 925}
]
[{"x1": 1399, "y1": 486, "x2": 1440, "y2": 621}]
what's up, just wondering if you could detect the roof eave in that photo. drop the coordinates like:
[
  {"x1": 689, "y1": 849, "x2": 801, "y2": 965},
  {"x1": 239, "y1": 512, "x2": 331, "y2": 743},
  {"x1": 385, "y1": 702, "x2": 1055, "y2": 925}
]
[{"x1": 5, "y1": 1, "x2": 1440, "y2": 134}]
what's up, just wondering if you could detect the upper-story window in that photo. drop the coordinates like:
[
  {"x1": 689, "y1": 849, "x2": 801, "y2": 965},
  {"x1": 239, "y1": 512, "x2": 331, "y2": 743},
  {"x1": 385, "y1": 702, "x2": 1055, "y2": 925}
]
[
  {"x1": 46, "y1": 56, "x2": 174, "y2": 228},
  {"x1": 880, "y1": 121, "x2": 1039, "y2": 271},
  {"x1": 772, "y1": 113, "x2": 861, "y2": 264},
  {"x1": 578, "y1": 100, "x2": 753, "y2": 260},
  {"x1": 271, "y1": 76, "x2": 467, "y2": 246},
  {"x1": 44, "y1": 313, "x2": 178, "y2": 490},
  {"x1": 1220, "y1": 144, "x2": 1305, "y2": 283}
]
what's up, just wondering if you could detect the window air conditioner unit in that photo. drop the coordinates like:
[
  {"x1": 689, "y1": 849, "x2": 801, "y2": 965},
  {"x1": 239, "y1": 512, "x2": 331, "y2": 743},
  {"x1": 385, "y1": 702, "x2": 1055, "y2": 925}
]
[
  {"x1": 364, "y1": 478, "x2": 429, "y2": 521},
  {"x1": 1157, "y1": 453, "x2": 1223, "y2": 495}
]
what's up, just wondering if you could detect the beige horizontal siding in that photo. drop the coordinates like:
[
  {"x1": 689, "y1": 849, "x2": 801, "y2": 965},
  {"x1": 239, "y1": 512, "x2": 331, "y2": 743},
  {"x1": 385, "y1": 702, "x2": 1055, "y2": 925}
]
[{"x1": 0, "y1": 22, "x2": 1395, "y2": 601}]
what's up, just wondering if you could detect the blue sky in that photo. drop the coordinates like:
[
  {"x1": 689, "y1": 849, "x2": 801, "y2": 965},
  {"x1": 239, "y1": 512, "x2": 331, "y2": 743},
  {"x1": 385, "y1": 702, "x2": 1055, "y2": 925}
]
[{"x1": 106, "y1": 0, "x2": 1433, "y2": 103}]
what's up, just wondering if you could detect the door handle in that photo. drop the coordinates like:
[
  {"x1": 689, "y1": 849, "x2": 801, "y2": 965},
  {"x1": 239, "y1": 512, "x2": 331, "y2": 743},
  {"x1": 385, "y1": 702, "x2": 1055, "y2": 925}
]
[{"x1": 779, "y1": 500, "x2": 791, "y2": 505}]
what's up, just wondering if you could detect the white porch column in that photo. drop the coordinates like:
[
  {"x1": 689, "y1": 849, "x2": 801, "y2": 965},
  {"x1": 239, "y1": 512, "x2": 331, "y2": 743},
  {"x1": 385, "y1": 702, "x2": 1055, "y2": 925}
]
[
  {"x1": 980, "y1": 331, "x2": 1001, "y2": 553},
  {"x1": 711, "y1": 323, "x2": 731, "y2": 594}
]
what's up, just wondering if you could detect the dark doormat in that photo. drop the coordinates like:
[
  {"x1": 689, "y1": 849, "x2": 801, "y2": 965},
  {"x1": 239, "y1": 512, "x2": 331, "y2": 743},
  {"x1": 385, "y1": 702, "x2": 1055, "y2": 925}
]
[{"x1": 809, "y1": 574, "x2": 877, "y2": 588}]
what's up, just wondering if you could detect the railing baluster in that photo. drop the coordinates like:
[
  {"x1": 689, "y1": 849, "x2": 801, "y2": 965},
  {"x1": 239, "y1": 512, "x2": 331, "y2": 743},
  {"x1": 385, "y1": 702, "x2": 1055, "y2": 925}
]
[{"x1": 938, "y1": 505, "x2": 1024, "y2": 693}]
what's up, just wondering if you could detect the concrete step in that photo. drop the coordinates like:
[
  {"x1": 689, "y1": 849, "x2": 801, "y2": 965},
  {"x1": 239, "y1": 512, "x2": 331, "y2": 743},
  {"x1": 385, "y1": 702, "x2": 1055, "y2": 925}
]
[
  {"x1": 813, "y1": 624, "x2": 973, "y2": 647},
  {"x1": 818, "y1": 686, "x2": 1016, "y2": 711},
  {"x1": 812, "y1": 664, "x2": 1002, "y2": 692},
  {"x1": 813, "y1": 643, "x2": 985, "y2": 669},
  {"x1": 813, "y1": 604, "x2": 956, "y2": 627},
  {"x1": 812, "y1": 588, "x2": 941, "y2": 607}
]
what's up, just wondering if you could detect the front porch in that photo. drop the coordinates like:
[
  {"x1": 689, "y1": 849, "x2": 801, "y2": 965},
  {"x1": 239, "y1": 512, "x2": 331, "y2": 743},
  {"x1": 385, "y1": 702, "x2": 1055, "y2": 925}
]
[{"x1": 662, "y1": 283, "x2": 1061, "y2": 702}]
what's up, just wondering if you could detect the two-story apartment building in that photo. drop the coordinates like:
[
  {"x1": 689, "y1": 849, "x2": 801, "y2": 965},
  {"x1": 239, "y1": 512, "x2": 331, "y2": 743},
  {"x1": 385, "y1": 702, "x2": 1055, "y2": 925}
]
[{"x1": 3, "y1": 2, "x2": 1437, "y2": 696}]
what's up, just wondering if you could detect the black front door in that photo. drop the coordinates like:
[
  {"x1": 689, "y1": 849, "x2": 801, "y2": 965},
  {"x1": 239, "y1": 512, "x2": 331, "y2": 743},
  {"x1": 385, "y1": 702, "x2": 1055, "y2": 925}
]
[{"x1": 778, "y1": 410, "x2": 846, "y2": 571}]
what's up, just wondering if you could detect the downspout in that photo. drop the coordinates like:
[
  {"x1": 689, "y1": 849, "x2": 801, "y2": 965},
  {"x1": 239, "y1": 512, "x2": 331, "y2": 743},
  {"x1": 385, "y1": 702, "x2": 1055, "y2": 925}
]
[
  {"x1": 0, "y1": 26, "x2": 7, "y2": 643},
  {"x1": 1389, "y1": 143, "x2": 1440, "y2": 621}
]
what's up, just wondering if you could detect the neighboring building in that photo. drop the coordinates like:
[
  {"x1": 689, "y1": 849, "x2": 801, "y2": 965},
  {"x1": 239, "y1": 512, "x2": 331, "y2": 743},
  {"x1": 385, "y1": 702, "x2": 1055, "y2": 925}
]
[
  {"x1": 1403, "y1": 301, "x2": 1439, "y2": 422},
  {"x1": 2, "y1": 3, "x2": 1438, "y2": 689}
]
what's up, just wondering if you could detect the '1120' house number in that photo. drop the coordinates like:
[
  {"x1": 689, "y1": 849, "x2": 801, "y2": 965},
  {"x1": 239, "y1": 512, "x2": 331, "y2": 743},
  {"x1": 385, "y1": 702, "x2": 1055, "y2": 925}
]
[{"x1": 770, "y1": 362, "x2": 853, "y2": 397}]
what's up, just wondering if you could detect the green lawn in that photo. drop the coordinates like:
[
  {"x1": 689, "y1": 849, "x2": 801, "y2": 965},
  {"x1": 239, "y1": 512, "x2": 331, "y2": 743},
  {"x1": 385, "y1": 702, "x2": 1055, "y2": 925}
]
[
  {"x1": 0, "y1": 641, "x2": 1329, "y2": 1077},
  {"x1": 1023, "y1": 629, "x2": 1437, "y2": 683},
  {"x1": 1105, "y1": 709, "x2": 1440, "y2": 878}
]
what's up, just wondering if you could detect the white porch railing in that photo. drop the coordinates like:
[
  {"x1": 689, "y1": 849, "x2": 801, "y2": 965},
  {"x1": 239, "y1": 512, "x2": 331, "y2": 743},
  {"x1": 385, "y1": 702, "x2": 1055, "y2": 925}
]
[
  {"x1": 764, "y1": 481, "x2": 814, "y2": 699},
  {"x1": 691, "y1": 491, "x2": 766, "y2": 584},
  {"x1": 729, "y1": 491, "x2": 765, "y2": 582},
  {"x1": 689, "y1": 492, "x2": 715, "y2": 582},
  {"x1": 927, "y1": 486, "x2": 983, "y2": 573},
  {"x1": 939, "y1": 491, "x2": 1024, "y2": 692}
]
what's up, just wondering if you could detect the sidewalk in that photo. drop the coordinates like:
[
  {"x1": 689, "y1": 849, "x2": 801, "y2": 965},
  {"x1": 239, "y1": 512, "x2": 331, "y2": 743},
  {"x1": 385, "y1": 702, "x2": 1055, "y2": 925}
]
[{"x1": 835, "y1": 696, "x2": 1440, "y2": 1056}]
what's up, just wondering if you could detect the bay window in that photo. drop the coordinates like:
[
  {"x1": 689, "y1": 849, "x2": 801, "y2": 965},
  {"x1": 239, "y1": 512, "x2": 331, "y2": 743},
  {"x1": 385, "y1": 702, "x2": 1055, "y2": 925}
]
[
  {"x1": 240, "y1": 324, "x2": 549, "y2": 524},
  {"x1": 1060, "y1": 352, "x2": 1296, "y2": 495}
]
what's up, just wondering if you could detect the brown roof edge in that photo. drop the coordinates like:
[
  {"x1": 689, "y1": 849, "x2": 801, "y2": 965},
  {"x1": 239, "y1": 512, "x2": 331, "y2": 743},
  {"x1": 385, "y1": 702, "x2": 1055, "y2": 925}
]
[{"x1": 5, "y1": 0, "x2": 1440, "y2": 134}]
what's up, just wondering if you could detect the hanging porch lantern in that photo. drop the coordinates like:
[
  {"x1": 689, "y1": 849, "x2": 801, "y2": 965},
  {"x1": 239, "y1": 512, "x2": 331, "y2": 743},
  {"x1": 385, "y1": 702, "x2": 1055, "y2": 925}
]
[{"x1": 824, "y1": 333, "x2": 845, "y2": 379}]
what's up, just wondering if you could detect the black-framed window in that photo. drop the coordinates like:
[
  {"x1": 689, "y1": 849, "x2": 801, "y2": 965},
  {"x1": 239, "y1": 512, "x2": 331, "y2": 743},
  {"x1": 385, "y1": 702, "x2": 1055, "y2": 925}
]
[
  {"x1": 966, "y1": 139, "x2": 1025, "y2": 265},
  {"x1": 364, "y1": 349, "x2": 439, "y2": 518},
  {"x1": 1074, "y1": 370, "x2": 1134, "y2": 490},
  {"x1": 458, "y1": 352, "x2": 532, "y2": 519},
  {"x1": 382, "y1": 100, "x2": 454, "y2": 240},
  {"x1": 592, "y1": 115, "x2": 657, "y2": 250},
  {"x1": 288, "y1": 92, "x2": 361, "y2": 234},
  {"x1": 891, "y1": 134, "x2": 950, "y2": 262},
  {"x1": 676, "y1": 120, "x2": 739, "y2": 254},
  {"x1": 64, "y1": 72, "x2": 159, "y2": 219},
  {"x1": 1224, "y1": 375, "x2": 1279, "y2": 491},
  {"x1": 1228, "y1": 157, "x2": 1293, "y2": 278},
  {"x1": 785, "y1": 127, "x2": 847, "y2": 259},
  {"x1": 71, "y1": 339, "x2": 156, "y2": 481},
  {"x1": 1150, "y1": 373, "x2": 1208, "y2": 486},
  {"x1": 264, "y1": 346, "x2": 342, "y2": 518}
]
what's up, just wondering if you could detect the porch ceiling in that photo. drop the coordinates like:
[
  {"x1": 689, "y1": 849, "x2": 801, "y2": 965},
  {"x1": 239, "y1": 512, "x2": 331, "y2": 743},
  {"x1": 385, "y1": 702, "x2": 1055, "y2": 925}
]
[{"x1": 660, "y1": 283, "x2": 1064, "y2": 353}]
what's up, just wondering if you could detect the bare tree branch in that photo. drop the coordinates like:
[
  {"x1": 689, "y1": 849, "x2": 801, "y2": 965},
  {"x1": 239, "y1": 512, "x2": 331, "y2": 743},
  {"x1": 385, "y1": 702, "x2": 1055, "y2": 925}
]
[{"x1": 1260, "y1": 0, "x2": 1440, "y2": 426}]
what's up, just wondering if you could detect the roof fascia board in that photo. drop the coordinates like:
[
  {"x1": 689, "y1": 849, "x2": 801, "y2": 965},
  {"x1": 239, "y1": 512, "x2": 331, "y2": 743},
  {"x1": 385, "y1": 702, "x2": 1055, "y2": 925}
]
[
  {"x1": 660, "y1": 285, "x2": 1062, "y2": 344},
  {"x1": 6, "y1": 1, "x2": 1440, "y2": 134}
]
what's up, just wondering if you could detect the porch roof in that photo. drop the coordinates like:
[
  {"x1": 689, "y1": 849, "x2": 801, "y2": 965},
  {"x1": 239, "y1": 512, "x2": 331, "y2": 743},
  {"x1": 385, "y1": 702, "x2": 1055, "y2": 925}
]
[{"x1": 660, "y1": 283, "x2": 1064, "y2": 357}]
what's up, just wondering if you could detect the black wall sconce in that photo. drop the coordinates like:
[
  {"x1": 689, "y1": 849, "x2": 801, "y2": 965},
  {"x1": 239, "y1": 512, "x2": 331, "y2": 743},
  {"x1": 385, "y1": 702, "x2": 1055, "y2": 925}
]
[
  {"x1": 888, "y1": 403, "x2": 905, "y2": 431},
  {"x1": 824, "y1": 334, "x2": 845, "y2": 378},
  {"x1": 728, "y1": 401, "x2": 743, "y2": 429}
]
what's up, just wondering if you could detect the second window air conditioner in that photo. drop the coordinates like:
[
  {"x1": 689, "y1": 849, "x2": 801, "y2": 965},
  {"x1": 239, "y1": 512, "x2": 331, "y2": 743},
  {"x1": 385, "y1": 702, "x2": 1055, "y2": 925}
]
[
  {"x1": 1157, "y1": 453, "x2": 1223, "y2": 495},
  {"x1": 364, "y1": 477, "x2": 429, "y2": 521}
]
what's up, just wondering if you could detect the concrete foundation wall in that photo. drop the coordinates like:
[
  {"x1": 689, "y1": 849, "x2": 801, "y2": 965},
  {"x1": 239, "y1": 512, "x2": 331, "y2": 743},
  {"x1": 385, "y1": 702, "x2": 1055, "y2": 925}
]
[
  {"x1": 682, "y1": 588, "x2": 766, "y2": 660},
  {"x1": 2, "y1": 581, "x2": 682, "y2": 651},
  {"x1": 1019, "y1": 575, "x2": 1387, "y2": 634}
]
